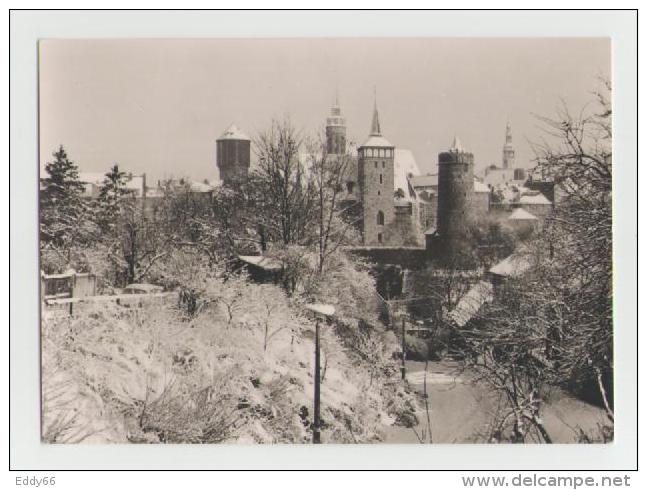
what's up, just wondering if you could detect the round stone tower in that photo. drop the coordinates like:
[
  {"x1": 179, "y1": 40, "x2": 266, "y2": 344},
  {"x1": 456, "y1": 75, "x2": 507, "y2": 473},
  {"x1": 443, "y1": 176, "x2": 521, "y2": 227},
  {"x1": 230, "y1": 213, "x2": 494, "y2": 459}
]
[
  {"x1": 437, "y1": 136, "x2": 475, "y2": 245},
  {"x1": 216, "y1": 124, "x2": 251, "y2": 186},
  {"x1": 358, "y1": 98, "x2": 395, "y2": 246},
  {"x1": 325, "y1": 93, "x2": 346, "y2": 155}
]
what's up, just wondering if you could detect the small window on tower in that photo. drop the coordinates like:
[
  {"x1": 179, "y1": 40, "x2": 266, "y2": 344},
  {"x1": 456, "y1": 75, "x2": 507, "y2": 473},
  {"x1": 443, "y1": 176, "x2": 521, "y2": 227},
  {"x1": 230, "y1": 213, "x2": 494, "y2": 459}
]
[
  {"x1": 375, "y1": 161, "x2": 378, "y2": 169},
  {"x1": 377, "y1": 211, "x2": 385, "y2": 225},
  {"x1": 382, "y1": 161, "x2": 385, "y2": 168},
  {"x1": 378, "y1": 233, "x2": 383, "y2": 244},
  {"x1": 379, "y1": 174, "x2": 383, "y2": 184},
  {"x1": 346, "y1": 181, "x2": 354, "y2": 194}
]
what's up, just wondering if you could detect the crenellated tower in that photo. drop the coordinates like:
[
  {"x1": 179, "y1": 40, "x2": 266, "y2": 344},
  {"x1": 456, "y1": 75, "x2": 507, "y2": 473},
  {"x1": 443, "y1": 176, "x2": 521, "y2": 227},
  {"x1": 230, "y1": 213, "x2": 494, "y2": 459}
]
[{"x1": 437, "y1": 136, "x2": 475, "y2": 248}]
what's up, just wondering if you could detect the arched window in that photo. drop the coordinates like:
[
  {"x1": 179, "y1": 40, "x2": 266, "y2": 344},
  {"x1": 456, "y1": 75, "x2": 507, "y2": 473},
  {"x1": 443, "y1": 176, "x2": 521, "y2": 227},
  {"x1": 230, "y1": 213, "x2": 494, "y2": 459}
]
[{"x1": 377, "y1": 210, "x2": 385, "y2": 226}]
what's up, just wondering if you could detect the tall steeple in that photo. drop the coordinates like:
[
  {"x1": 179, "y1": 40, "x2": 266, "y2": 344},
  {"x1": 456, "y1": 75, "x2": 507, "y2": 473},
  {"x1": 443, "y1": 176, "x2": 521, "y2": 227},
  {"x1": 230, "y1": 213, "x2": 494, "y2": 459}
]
[
  {"x1": 358, "y1": 87, "x2": 395, "y2": 246},
  {"x1": 370, "y1": 88, "x2": 382, "y2": 136},
  {"x1": 325, "y1": 89, "x2": 346, "y2": 155},
  {"x1": 502, "y1": 121, "x2": 515, "y2": 169}
]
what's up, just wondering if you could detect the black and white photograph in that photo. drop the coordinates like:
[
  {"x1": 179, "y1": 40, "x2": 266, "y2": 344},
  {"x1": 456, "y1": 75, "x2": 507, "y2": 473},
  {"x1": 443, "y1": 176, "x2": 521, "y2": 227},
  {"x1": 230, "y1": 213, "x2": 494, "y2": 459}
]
[{"x1": 36, "y1": 35, "x2": 615, "y2": 446}]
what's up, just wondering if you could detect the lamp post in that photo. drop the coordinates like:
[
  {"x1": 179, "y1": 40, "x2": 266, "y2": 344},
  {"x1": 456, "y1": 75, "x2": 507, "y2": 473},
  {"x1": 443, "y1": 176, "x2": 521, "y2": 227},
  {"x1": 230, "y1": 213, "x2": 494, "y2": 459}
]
[
  {"x1": 401, "y1": 314, "x2": 407, "y2": 380},
  {"x1": 304, "y1": 303, "x2": 335, "y2": 444}
]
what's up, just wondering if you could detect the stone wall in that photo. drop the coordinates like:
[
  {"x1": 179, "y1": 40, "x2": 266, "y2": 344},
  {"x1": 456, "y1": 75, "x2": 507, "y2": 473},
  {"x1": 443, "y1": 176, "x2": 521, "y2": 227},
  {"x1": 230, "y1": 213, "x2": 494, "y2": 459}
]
[{"x1": 347, "y1": 246, "x2": 429, "y2": 270}]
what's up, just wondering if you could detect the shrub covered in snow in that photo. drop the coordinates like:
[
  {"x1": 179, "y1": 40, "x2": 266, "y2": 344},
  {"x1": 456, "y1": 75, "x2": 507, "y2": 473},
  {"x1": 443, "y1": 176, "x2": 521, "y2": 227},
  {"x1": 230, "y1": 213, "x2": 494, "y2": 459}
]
[{"x1": 42, "y1": 269, "x2": 414, "y2": 443}]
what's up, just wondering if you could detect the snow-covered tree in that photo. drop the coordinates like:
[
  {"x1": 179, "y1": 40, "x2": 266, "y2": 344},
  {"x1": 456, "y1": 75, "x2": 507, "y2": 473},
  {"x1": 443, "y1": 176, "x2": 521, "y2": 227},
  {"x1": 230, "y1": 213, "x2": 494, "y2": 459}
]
[
  {"x1": 95, "y1": 164, "x2": 129, "y2": 233},
  {"x1": 40, "y1": 145, "x2": 96, "y2": 262}
]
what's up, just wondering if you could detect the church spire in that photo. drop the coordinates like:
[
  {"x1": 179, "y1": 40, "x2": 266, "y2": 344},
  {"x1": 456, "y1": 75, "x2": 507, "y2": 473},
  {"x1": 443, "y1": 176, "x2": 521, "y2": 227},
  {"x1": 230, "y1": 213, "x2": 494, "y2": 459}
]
[
  {"x1": 502, "y1": 120, "x2": 515, "y2": 169},
  {"x1": 326, "y1": 89, "x2": 346, "y2": 155},
  {"x1": 505, "y1": 120, "x2": 513, "y2": 144},
  {"x1": 370, "y1": 87, "x2": 382, "y2": 136}
]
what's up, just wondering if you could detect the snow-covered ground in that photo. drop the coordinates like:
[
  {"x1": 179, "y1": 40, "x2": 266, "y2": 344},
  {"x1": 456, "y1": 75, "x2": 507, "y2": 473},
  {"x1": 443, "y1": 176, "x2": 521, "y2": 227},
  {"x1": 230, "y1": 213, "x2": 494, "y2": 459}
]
[{"x1": 41, "y1": 299, "x2": 411, "y2": 444}]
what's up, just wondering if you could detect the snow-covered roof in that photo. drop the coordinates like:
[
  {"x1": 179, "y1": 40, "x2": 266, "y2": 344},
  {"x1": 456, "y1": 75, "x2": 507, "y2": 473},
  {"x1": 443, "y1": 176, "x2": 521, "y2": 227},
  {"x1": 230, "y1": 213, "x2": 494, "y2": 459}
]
[
  {"x1": 78, "y1": 171, "x2": 145, "y2": 196},
  {"x1": 360, "y1": 134, "x2": 393, "y2": 148},
  {"x1": 519, "y1": 192, "x2": 551, "y2": 205},
  {"x1": 394, "y1": 197, "x2": 412, "y2": 207},
  {"x1": 188, "y1": 181, "x2": 215, "y2": 193},
  {"x1": 508, "y1": 208, "x2": 539, "y2": 221},
  {"x1": 78, "y1": 172, "x2": 107, "y2": 185},
  {"x1": 304, "y1": 303, "x2": 336, "y2": 317},
  {"x1": 489, "y1": 253, "x2": 533, "y2": 278},
  {"x1": 394, "y1": 148, "x2": 420, "y2": 201},
  {"x1": 125, "y1": 175, "x2": 145, "y2": 192},
  {"x1": 448, "y1": 280, "x2": 493, "y2": 327},
  {"x1": 474, "y1": 179, "x2": 490, "y2": 193},
  {"x1": 218, "y1": 123, "x2": 250, "y2": 141},
  {"x1": 145, "y1": 186, "x2": 165, "y2": 198},
  {"x1": 237, "y1": 255, "x2": 283, "y2": 272},
  {"x1": 410, "y1": 174, "x2": 438, "y2": 189}
]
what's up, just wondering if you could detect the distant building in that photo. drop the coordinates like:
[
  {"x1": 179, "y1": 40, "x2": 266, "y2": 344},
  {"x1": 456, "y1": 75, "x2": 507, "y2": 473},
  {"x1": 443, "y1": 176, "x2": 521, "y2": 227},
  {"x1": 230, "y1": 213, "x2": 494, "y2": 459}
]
[
  {"x1": 78, "y1": 171, "x2": 147, "y2": 199},
  {"x1": 409, "y1": 173, "x2": 438, "y2": 194},
  {"x1": 482, "y1": 123, "x2": 527, "y2": 187},
  {"x1": 507, "y1": 207, "x2": 539, "y2": 235},
  {"x1": 473, "y1": 179, "x2": 490, "y2": 217},
  {"x1": 216, "y1": 124, "x2": 251, "y2": 187},
  {"x1": 518, "y1": 191, "x2": 552, "y2": 218},
  {"x1": 329, "y1": 95, "x2": 422, "y2": 246},
  {"x1": 502, "y1": 121, "x2": 515, "y2": 169},
  {"x1": 326, "y1": 93, "x2": 346, "y2": 156}
]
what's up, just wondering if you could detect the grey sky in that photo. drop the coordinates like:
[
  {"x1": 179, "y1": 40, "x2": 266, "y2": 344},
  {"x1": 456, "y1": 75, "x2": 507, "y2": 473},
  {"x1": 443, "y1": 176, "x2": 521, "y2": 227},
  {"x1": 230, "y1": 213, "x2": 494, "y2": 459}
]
[{"x1": 39, "y1": 38, "x2": 610, "y2": 183}]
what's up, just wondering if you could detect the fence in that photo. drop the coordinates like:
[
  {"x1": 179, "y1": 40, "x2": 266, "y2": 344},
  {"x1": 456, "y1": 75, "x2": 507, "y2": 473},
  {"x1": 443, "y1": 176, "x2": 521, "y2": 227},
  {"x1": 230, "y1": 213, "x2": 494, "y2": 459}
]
[
  {"x1": 41, "y1": 270, "x2": 96, "y2": 302},
  {"x1": 44, "y1": 292, "x2": 177, "y2": 315}
]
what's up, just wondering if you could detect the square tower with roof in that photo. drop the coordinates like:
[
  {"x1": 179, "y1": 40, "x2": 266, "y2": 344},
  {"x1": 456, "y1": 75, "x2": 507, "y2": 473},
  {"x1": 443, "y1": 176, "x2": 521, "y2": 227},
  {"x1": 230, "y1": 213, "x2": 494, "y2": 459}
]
[{"x1": 358, "y1": 100, "x2": 395, "y2": 245}]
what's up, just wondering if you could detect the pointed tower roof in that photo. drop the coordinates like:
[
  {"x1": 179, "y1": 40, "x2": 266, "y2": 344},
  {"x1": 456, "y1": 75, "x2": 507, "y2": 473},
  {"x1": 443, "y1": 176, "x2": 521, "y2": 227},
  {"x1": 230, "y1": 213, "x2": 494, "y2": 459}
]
[
  {"x1": 450, "y1": 135, "x2": 466, "y2": 152},
  {"x1": 360, "y1": 90, "x2": 392, "y2": 148},
  {"x1": 505, "y1": 121, "x2": 513, "y2": 145},
  {"x1": 327, "y1": 90, "x2": 345, "y2": 125},
  {"x1": 218, "y1": 123, "x2": 250, "y2": 141},
  {"x1": 370, "y1": 96, "x2": 382, "y2": 136}
]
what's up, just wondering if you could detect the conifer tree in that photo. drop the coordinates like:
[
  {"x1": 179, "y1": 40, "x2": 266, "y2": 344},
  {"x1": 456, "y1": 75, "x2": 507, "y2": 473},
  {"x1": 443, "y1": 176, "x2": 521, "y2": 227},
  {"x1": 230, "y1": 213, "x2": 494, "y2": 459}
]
[
  {"x1": 96, "y1": 164, "x2": 129, "y2": 233},
  {"x1": 40, "y1": 145, "x2": 93, "y2": 255}
]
